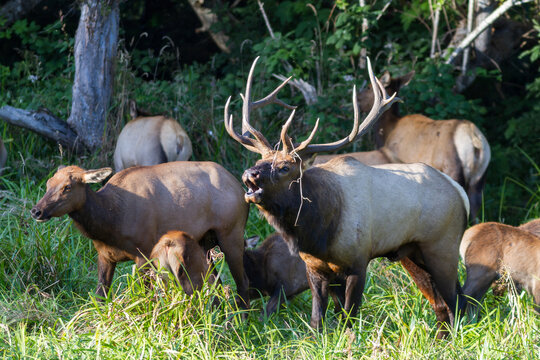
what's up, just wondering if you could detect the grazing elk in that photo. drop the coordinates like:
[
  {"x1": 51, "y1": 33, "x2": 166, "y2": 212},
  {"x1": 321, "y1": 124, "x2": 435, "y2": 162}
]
[
  {"x1": 113, "y1": 102, "x2": 192, "y2": 172},
  {"x1": 0, "y1": 137, "x2": 6, "y2": 175},
  {"x1": 225, "y1": 57, "x2": 469, "y2": 337},
  {"x1": 31, "y1": 162, "x2": 250, "y2": 307},
  {"x1": 316, "y1": 71, "x2": 490, "y2": 221},
  {"x1": 244, "y1": 233, "x2": 309, "y2": 315},
  {"x1": 151, "y1": 230, "x2": 217, "y2": 295},
  {"x1": 460, "y1": 222, "x2": 540, "y2": 313}
]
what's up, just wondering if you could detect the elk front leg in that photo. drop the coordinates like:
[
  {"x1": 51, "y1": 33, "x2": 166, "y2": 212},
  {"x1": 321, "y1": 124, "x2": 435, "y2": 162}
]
[
  {"x1": 307, "y1": 268, "x2": 329, "y2": 329},
  {"x1": 96, "y1": 255, "x2": 116, "y2": 300},
  {"x1": 265, "y1": 285, "x2": 285, "y2": 316},
  {"x1": 343, "y1": 265, "x2": 367, "y2": 326}
]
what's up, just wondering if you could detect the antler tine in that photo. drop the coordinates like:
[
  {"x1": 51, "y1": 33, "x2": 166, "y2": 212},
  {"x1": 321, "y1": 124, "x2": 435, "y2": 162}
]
[
  {"x1": 294, "y1": 118, "x2": 320, "y2": 153},
  {"x1": 295, "y1": 84, "x2": 360, "y2": 157},
  {"x1": 224, "y1": 96, "x2": 267, "y2": 154},
  {"x1": 280, "y1": 109, "x2": 297, "y2": 153},
  {"x1": 355, "y1": 57, "x2": 401, "y2": 140},
  {"x1": 252, "y1": 76, "x2": 296, "y2": 111},
  {"x1": 296, "y1": 57, "x2": 400, "y2": 157}
]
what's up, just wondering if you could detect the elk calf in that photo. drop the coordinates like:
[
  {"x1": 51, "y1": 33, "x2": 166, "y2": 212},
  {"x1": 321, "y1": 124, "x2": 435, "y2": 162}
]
[
  {"x1": 113, "y1": 112, "x2": 192, "y2": 172},
  {"x1": 31, "y1": 162, "x2": 249, "y2": 306},
  {"x1": 151, "y1": 230, "x2": 216, "y2": 295},
  {"x1": 0, "y1": 137, "x2": 6, "y2": 175},
  {"x1": 460, "y1": 222, "x2": 540, "y2": 312},
  {"x1": 244, "y1": 233, "x2": 309, "y2": 315}
]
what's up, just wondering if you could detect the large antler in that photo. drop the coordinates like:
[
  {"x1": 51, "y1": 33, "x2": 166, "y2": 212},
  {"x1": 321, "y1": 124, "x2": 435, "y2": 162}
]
[
  {"x1": 293, "y1": 57, "x2": 400, "y2": 157},
  {"x1": 224, "y1": 56, "x2": 297, "y2": 155}
]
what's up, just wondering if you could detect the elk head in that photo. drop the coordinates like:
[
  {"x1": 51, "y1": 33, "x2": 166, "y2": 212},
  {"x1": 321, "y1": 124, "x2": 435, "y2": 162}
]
[
  {"x1": 225, "y1": 57, "x2": 399, "y2": 206},
  {"x1": 31, "y1": 166, "x2": 112, "y2": 222},
  {"x1": 358, "y1": 70, "x2": 414, "y2": 113}
]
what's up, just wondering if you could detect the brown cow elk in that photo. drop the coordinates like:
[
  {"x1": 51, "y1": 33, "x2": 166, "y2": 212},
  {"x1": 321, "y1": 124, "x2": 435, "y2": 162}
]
[
  {"x1": 31, "y1": 162, "x2": 250, "y2": 306},
  {"x1": 316, "y1": 70, "x2": 490, "y2": 221},
  {"x1": 151, "y1": 230, "x2": 217, "y2": 295},
  {"x1": 226, "y1": 57, "x2": 469, "y2": 337},
  {"x1": 244, "y1": 233, "x2": 309, "y2": 316},
  {"x1": 0, "y1": 137, "x2": 6, "y2": 175},
  {"x1": 460, "y1": 222, "x2": 540, "y2": 313},
  {"x1": 113, "y1": 103, "x2": 192, "y2": 172}
]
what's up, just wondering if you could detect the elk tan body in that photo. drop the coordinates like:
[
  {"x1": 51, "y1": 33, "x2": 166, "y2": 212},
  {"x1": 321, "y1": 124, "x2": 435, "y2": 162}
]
[
  {"x1": 460, "y1": 222, "x2": 540, "y2": 312},
  {"x1": 244, "y1": 233, "x2": 309, "y2": 315},
  {"x1": 151, "y1": 230, "x2": 216, "y2": 295},
  {"x1": 31, "y1": 162, "x2": 249, "y2": 305},
  {"x1": 316, "y1": 71, "x2": 490, "y2": 221},
  {"x1": 0, "y1": 137, "x2": 6, "y2": 175},
  {"x1": 114, "y1": 115, "x2": 192, "y2": 172},
  {"x1": 226, "y1": 57, "x2": 469, "y2": 337}
]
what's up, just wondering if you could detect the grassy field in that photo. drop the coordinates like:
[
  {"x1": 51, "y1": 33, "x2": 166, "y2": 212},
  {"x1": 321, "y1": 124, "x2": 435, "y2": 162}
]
[{"x1": 0, "y1": 118, "x2": 539, "y2": 359}]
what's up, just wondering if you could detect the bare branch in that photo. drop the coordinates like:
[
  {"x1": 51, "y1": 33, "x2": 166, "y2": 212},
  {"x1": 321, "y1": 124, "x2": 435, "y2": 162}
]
[{"x1": 445, "y1": 0, "x2": 534, "y2": 64}]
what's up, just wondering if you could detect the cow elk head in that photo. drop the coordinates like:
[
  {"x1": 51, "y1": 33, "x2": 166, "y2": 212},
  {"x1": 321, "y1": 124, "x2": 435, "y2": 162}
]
[{"x1": 225, "y1": 57, "x2": 399, "y2": 205}]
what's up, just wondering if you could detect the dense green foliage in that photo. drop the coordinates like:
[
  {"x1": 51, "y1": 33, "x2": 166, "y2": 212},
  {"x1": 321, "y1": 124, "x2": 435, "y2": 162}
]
[{"x1": 0, "y1": 0, "x2": 539, "y2": 358}]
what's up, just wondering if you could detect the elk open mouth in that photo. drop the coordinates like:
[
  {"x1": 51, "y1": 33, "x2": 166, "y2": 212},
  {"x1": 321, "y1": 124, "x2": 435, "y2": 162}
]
[{"x1": 244, "y1": 179, "x2": 263, "y2": 204}]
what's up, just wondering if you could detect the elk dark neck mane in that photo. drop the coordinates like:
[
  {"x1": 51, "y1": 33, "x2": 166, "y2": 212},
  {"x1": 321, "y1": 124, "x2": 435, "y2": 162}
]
[
  {"x1": 69, "y1": 185, "x2": 120, "y2": 243},
  {"x1": 258, "y1": 167, "x2": 343, "y2": 257}
]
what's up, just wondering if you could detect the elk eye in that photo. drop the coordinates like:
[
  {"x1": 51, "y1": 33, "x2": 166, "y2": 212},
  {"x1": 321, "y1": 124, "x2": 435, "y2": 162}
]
[
  {"x1": 63, "y1": 185, "x2": 71, "y2": 193},
  {"x1": 280, "y1": 166, "x2": 290, "y2": 173}
]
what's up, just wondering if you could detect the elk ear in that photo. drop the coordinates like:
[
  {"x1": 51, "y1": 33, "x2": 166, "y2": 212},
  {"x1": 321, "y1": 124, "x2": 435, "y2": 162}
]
[
  {"x1": 380, "y1": 71, "x2": 391, "y2": 87},
  {"x1": 82, "y1": 168, "x2": 113, "y2": 183},
  {"x1": 245, "y1": 235, "x2": 260, "y2": 249},
  {"x1": 397, "y1": 71, "x2": 415, "y2": 89},
  {"x1": 128, "y1": 99, "x2": 138, "y2": 119}
]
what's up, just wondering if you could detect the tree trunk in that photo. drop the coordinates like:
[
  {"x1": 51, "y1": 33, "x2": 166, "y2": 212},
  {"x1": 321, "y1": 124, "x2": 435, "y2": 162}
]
[
  {"x1": 0, "y1": 0, "x2": 44, "y2": 27},
  {"x1": 0, "y1": 106, "x2": 81, "y2": 152},
  {"x1": 67, "y1": 0, "x2": 120, "y2": 151}
]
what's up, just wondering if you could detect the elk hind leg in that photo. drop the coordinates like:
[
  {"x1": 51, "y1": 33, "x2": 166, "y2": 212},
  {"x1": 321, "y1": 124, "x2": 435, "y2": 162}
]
[{"x1": 400, "y1": 257, "x2": 453, "y2": 338}]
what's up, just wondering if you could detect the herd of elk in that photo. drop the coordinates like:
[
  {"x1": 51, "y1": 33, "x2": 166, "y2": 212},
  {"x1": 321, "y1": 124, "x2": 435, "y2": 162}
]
[
  {"x1": 0, "y1": 137, "x2": 6, "y2": 175},
  {"x1": 113, "y1": 101, "x2": 192, "y2": 172},
  {"x1": 460, "y1": 219, "x2": 540, "y2": 313},
  {"x1": 225, "y1": 57, "x2": 470, "y2": 336},
  {"x1": 313, "y1": 71, "x2": 490, "y2": 221},
  {"x1": 30, "y1": 162, "x2": 250, "y2": 307},
  {"x1": 244, "y1": 233, "x2": 309, "y2": 316},
  {"x1": 27, "y1": 55, "x2": 536, "y2": 341}
]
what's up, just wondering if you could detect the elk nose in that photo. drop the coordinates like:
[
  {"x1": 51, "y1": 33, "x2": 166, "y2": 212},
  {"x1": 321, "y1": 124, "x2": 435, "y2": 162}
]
[
  {"x1": 30, "y1": 207, "x2": 42, "y2": 219},
  {"x1": 242, "y1": 168, "x2": 260, "y2": 182}
]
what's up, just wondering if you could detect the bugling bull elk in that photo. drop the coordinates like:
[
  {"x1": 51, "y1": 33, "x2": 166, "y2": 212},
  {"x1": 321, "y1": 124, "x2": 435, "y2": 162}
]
[
  {"x1": 460, "y1": 220, "x2": 540, "y2": 313},
  {"x1": 314, "y1": 71, "x2": 490, "y2": 221},
  {"x1": 225, "y1": 57, "x2": 469, "y2": 336},
  {"x1": 113, "y1": 102, "x2": 192, "y2": 172},
  {"x1": 31, "y1": 162, "x2": 249, "y2": 306},
  {"x1": 0, "y1": 137, "x2": 6, "y2": 175}
]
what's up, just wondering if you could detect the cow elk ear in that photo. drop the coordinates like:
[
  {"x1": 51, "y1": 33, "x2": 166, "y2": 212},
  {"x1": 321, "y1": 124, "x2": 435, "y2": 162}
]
[
  {"x1": 398, "y1": 71, "x2": 415, "y2": 89},
  {"x1": 380, "y1": 71, "x2": 391, "y2": 87},
  {"x1": 245, "y1": 235, "x2": 260, "y2": 249},
  {"x1": 83, "y1": 168, "x2": 113, "y2": 183}
]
